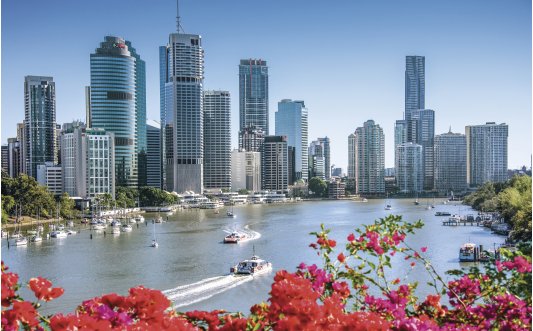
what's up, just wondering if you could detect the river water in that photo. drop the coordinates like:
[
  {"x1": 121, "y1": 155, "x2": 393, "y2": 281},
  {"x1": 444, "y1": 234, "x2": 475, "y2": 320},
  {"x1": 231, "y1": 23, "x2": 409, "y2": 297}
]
[{"x1": 1, "y1": 199, "x2": 505, "y2": 315}]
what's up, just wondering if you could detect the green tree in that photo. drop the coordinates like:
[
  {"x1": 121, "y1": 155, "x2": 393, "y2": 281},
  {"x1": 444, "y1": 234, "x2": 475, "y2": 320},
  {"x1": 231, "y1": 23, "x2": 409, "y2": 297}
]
[
  {"x1": 1, "y1": 195, "x2": 15, "y2": 222},
  {"x1": 308, "y1": 177, "x2": 327, "y2": 198},
  {"x1": 95, "y1": 193, "x2": 114, "y2": 209},
  {"x1": 238, "y1": 189, "x2": 249, "y2": 195},
  {"x1": 116, "y1": 187, "x2": 138, "y2": 208},
  {"x1": 59, "y1": 192, "x2": 77, "y2": 219}
]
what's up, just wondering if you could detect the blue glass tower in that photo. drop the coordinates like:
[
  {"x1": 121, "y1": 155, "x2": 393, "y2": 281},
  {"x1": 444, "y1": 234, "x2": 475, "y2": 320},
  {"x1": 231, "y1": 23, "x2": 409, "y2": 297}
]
[
  {"x1": 90, "y1": 36, "x2": 139, "y2": 187},
  {"x1": 239, "y1": 59, "x2": 269, "y2": 134}
]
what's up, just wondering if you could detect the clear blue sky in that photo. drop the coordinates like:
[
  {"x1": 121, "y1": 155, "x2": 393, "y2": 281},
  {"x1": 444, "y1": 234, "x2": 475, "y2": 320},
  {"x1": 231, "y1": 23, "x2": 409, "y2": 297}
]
[{"x1": 2, "y1": 0, "x2": 531, "y2": 170}]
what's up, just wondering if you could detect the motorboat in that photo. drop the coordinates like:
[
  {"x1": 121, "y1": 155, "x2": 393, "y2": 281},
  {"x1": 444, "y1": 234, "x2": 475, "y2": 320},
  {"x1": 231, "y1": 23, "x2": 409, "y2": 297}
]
[
  {"x1": 30, "y1": 234, "x2": 42, "y2": 242},
  {"x1": 10, "y1": 232, "x2": 22, "y2": 239},
  {"x1": 111, "y1": 226, "x2": 121, "y2": 235},
  {"x1": 67, "y1": 230, "x2": 77, "y2": 235},
  {"x1": 136, "y1": 215, "x2": 145, "y2": 222},
  {"x1": 231, "y1": 254, "x2": 272, "y2": 276},
  {"x1": 50, "y1": 230, "x2": 68, "y2": 238},
  {"x1": 155, "y1": 216, "x2": 163, "y2": 223},
  {"x1": 226, "y1": 210, "x2": 236, "y2": 218},
  {"x1": 449, "y1": 215, "x2": 462, "y2": 222},
  {"x1": 14, "y1": 236, "x2": 28, "y2": 246},
  {"x1": 435, "y1": 212, "x2": 451, "y2": 216},
  {"x1": 224, "y1": 231, "x2": 246, "y2": 244},
  {"x1": 121, "y1": 224, "x2": 133, "y2": 232},
  {"x1": 57, "y1": 224, "x2": 65, "y2": 231},
  {"x1": 459, "y1": 243, "x2": 477, "y2": 262},
  {"x1": 150, "y1": 240, "x2": 159, "y2": 248},
  {"x1": 92, "y1": 223, "x2": 106, "y2": 231},
  {"x1": 384, "y1": 204, "x2": 392, "y2": 210},
  {"x1": 129, "y1": 218, "x2": 137, "y2": 224}
]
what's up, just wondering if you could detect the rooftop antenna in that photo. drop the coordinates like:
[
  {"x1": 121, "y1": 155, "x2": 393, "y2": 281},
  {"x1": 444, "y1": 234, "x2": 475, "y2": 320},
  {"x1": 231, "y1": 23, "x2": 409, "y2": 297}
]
[
  {"x1": 448, "y1": 125, "x2": 452, "y2": 134},
  {"x1": 176, "y1": 0, "x2": 184, "y2": 33}
]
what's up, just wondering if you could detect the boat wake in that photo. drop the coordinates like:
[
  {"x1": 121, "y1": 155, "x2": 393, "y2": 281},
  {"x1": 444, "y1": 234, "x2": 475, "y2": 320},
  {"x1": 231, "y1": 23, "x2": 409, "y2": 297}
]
[{"x1": 163, "y1": 275, "x2": 253, "y2": 308}]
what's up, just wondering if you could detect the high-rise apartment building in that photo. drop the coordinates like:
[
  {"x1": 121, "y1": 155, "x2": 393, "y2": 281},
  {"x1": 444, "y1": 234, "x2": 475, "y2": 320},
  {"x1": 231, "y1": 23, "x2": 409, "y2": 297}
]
[
  {"x1": 405, "y1": 55, "x2": 425, "y2": 129},
  {"x1": 434, "y1": 130, "x2": 467, "y2": 193},
  {"x1": 347, "y1": 133, "x2": 356, "y2": 181},
  {"x1": 318, "y1": 137, "x2": 331, "y2": 179},
  {"x1": 239, "y1": 59, "x2": 269, "y2": 134},
  {"x1": 410, "y1": 109, "x2": 435, "y2": 190},
  {"x1": 16, "y1": 123, "x2": 26, "y2": 174},
  {"x1": 354, "y1": 120, "x2": 385, "y2": 195},
  {"x1": 1, "y1": 145, "x2": 8, "y2": 173},
  {"x1": 231, "y1": 149, "x2": 261, "y2": 192},
  {"x1": 146, "y1": 120, "x2": 161, "y2": 188},
  {"x1": 203, "y1": 91, "x2": 231, "y2": 190},
  {"x1": 90, "y1": 36, "x2": 144, "y2": 188},
  {"x1": 275, "y1": 99, "x2": 308, "y2": 181},
  {"x1": 395, "y1": 142, "x2": 423, "y2": 193},
  {"x1": 24, "y1": 76, "x2": 56, "y2": 178},
  {"x1": 7, "y1": 138, "x2": 22, "y2": 178},
  {"x1": 309, "y1": 139, "x2": 330, "y2": 179},
  {"x1": 160, "y1": 29, "x2": 204, "y2": 193},
  {"x1": 61, "y1": 122, "x2": 115, "y2": 199},
  {"x1": 262, "y1": 136, "x2": 288, "y2": 191},
  {"x1": 465, "y1": 122, "x2": 508, "y2": 186},
  {"x1": 238, "y1": 125, "x2": 265, "y2": 152}
]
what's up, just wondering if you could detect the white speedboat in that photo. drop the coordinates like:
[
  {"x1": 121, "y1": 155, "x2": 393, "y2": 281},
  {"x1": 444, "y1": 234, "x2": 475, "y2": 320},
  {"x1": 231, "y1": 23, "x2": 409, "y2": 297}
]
[
  {"x1": 67, "y1": 230, "x2": 77, "y2": 235},
  {"x1": 224, "y1": 231, "x2": 246, "y2": 244},
  {"x1": 150, "y1": 240, "x2": 159, "y2": 248},
  {"x1": 14, "y1": 237, "x2": 28, "y2": 246},
  {"x1": 121, "y1": 224, "x2": 133, "y2": 232},
  {"x1": 231, "y1": 255, "x2": 272, "y2": 276},
  {"x1": 459, "y1": 243, "x2": 477, "y2": 262},
  {"x1": 111, "y1": 226, "x2": 121, "y2": 235},
  {"x1": 155, "y1": 216, "x2": 163, "y2": 223},
  {"x1": 226, "y1": 210, "x2": 236, "y2": 218},
  {"x1": 384, "y1": 204, "x2": 392, "y2": 210},
  {"x1": 136, "y1": 215, "x2": 145, "y2": 222},
  {"x1": 50, "y1": 230, "x2": 68, "y2": 238}
]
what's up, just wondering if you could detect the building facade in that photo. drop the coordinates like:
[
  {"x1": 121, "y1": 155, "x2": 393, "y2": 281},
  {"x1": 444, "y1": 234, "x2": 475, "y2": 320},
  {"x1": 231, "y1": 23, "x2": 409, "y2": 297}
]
[
  {"x1": 395, "y1": 142, "x2": 423, "y2": 193},
  {"x1": 24, "y1": 76, "x2": 56, "y2": 178},
  {"x1": 348, "y1": 133, "x2": 356, "y2": 181},
  {"x1": 36, "y1": 162, "x2": 62, "y2": 196},
  {"x1": 61, "y1": 122, "x2": 115, "y2": 199},
  {"x1": 262, "y1": 136, "x2": 288, "y2": 191},
  {"x1": 405, "y1": 55, "x2": 425, "y2": 131},
  {"x1": 238, "y1": 125, "x2": 264, "y2": 152},
  {"x1": 231, "y1": 149, "x2": 261, "y2": 192},
  {"x1": 146, "y1": 120, "x2": 161, "y2": 188},
  {"x1": 203, "y1": 91, "x2": 231, "y2": 190},
  {"x1": 434, "y1": 131, "x2": 467, "y2": 193},
  {"x1": 275, "y1": 99, "x2": 309, "y2": 181},
  {"x1": 410, "y1": 109, "x2": 435, "y2": 190},
  {"x1": 90, "y1": 36, "x2": 142, "y2": 188},
  {"x1": 309, "y1": 139, "x2": 329, "y2": 180},
  {"x1": 7, "y1": 138, "x2": 23, "y2": 178},
  {"x1": 239, "y1": 59, "x2": 269, "y2": 134},
  {"x1": 465, "y1": 122, "x2": 508, "y2": 186},
  {"x1": 160, "y1": 32, "x2": 204, "y2": 193},
  {"x1": 1, "y1": 145, "x2": 8, "y2": 173},
  {"x1": 354, "y1": 120, "x2": 385, "y2": 195}
]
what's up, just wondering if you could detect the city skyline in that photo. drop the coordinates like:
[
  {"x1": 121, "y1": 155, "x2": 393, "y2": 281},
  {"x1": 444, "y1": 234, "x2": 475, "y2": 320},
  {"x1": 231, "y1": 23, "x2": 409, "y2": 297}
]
[{"x1": 2, "y1": 0, "x2": 531, "y2": 170}]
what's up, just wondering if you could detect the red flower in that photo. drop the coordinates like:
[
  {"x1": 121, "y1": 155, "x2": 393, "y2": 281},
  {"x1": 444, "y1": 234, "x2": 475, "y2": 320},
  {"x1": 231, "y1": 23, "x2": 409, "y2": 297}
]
[
  {"x1": 347, "y1": 233, "x2": 355, "y2": 242},
  {"x1": 421, "y1": 247, "x2": 428, "y2": 253},
  {"x1": 328, "y1": 239, "x2": 337, "y2": 248},
  {"x1": 337, "y1": 253, "x2": 346, "y2": 263},
  {"x1": 2, "y1": 301, "x2": 39, "y2": 329},
  {"x1": 29, "y1": 277, "x2": 64, "y2": 302},
  {"x1": 1, "y1": 271, "x2": 19, "y2": 307}
]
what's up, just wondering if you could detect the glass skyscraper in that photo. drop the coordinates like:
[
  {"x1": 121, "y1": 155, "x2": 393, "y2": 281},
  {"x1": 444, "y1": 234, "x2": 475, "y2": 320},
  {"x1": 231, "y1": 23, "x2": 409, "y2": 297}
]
[
  {"x1": 410, "y1": 109, "x2": 435, "y2": 190},
  {"x1": 24, "y1": 76, "x2": 56, "y2": 178},
  {"x1": 203, "y1": 91, "x2": 231, "y2": 190},
  {"x1": 90, "y1": 36, "x2": 144, "y2": 188},
  {"x1": 160, "y1": 32, "x2": 204, "y2": 193},
  {"x1": 146, "y1": 120, "x2": 161, "y2": 189},
  {"x1": 354, "y1": 120, "x2": 385, "y2": 195},
  {"x1": 395, "y1": 142, "x2": 423, "y2": 193},
  {"x1": 239, "y1": 59, "x2": 269, "y2": 134},
  {"x1": 275, "y1": 99, "x2": 308, "y2": 181},
  {"x1": 405, "y1": 55, "x2": 425, "y2": 128}
]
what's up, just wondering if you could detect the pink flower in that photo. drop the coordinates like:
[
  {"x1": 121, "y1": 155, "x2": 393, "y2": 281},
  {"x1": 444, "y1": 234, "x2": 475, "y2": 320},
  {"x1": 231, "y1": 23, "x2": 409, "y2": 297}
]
[{"x1": 421, "y1": 247, "x2": 427, "y2": 253}]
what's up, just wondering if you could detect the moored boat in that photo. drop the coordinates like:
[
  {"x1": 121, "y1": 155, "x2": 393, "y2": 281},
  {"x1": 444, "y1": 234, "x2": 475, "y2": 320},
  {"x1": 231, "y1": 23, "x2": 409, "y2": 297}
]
[
  {"x1": 14, "y1": 237, "x2": 28, "y2": 246},
  {"x1": 121, "y1": 224, "x2": 133, "y2": 232},
  {"x1": 435, "y1": 211, "x2": 451, "y2": 216},
  {"x1": 459, "y1": 243, "x2": 476, "y2": 262},
  {"x1": 50, "y1": 230, "x2": 68, "y2": 238}
]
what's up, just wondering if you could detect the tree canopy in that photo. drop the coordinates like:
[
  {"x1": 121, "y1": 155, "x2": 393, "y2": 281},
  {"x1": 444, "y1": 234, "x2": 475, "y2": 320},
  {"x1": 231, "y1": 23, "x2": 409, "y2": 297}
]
[{"x1": 308, "y1": 177, "x2": 327, "y2": 198}]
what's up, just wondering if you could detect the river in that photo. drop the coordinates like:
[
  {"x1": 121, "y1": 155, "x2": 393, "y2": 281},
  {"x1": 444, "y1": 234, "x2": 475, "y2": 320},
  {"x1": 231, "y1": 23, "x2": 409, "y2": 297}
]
[{"x1": 1, "y1": 199, "x2": 505, "y2": 315}]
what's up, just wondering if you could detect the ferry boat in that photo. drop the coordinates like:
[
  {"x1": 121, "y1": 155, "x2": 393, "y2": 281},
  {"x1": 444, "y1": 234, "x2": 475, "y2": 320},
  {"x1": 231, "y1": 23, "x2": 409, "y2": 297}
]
[
  {"x1": 459, "y1": 243, "x2": 477, "y2": 262},
  {"x1": 224, "y1": 231, "x2": 246, "y2": 244},
  {"x1": 435, "y1": 211, "x2": 451, "y2": 216},
  {"x1": 230, "y1": 254, "x2": 272, "y2": 276}
]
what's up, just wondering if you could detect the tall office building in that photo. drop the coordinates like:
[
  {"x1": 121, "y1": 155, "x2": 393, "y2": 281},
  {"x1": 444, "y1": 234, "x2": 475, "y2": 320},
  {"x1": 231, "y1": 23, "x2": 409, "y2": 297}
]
[
  {"x1": 1, "y1": 145, "x2": 8, "y2": 173},
  {"x1": 395, "y1": 120, "x2": 408, "y2": 147},
  {"x1": 262, "y1": 136, "x2": 289, "y2": 191},
  {"x1": 24, "y1": 76, "x2": 56, "y2": 178},
  {"x1": 231, "y1": 149, "x2": 261, "y2": 192},
  {"x1": 465, "y1": 122, "x2": 508, "y2": 186},
  {"x1": 308, "y1": 139, "x2": 329, "y2": 179},
  {"x1": 410, "y1": 109, "x2": 435, "y2": 190},
  {"x1": 405, "y1": 55, "x2": 425, "y2": 129},
  {"x1": 146, "y1": 120, "x2": 161, "y2": 188},
  {"x1": 239, "y1": 59, "x2": 269, "y2": 134},
  {"x1": 395, "y1": 142, "x2": 423, "y2": 193},
  {"x1": 61, "y1": 122, "x2": 115, "y2": 199},
  {"x1": 7, "y1": 138, "x2": 22, "y2": 178},
  {"x1": 90, "y1": 36, "x2": 144, "y2": 188},
  {"x1": 347, "y1": 133, "x2": 356, "y2": 180},
  {"x1": 16, "y1": 123, "x2": 26, "y2": 174},
  {"x1": 203, "y1": 91, "x2": 231, "y2": 190},
  {"x1": 318, "y1": 137, "x2": 331, "y2": 179},
  {"x1": 238, "y1": 125, "x2": 265, "y2": 152},
  {"x1": 160, "y1": 14, "x2": 204, "y2": 193},
  {"x1": 354, "y1": 120, "x2": 385, "y2": 195},
  {"x1": 275, "y1": 99, "x2": 308, "y2": 181},
  {"x1": 434, "y1": 130, "x2": 467, "y2": 193}
]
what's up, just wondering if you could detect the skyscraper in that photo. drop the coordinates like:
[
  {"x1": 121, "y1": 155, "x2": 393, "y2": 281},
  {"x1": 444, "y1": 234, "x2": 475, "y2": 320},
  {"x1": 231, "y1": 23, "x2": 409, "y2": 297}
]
[
  {"x1": 275, "y1": 99, "x2": 308, "y2": 181},
  {"x1": 160, "y1": 13, "x2": 204, "y2": 193},
  {"x1": 238, "y1": 125, "x2": 265, "y2": 152},
  {"x1": 146, "y1": 120, "x2": 161, "y2": 189},
  {"x1": 347, "y1": 133, "x2": 356, "y2": 180},
  {"x1": 395, "y1": 142, "x2": 423, "y2": 193},
  {"x1": 203, "y1": 91, "x2": 231, "y2": 190},
  {"x1": 239, "y1": 59, "x2": 269, "y2": 134},
  {"x1": 262, "y1": 136, "x2": 289, "y2": 191},
  {"x1": 318, "y1": 137, "x2": 331, "y2": 179},
  {"x1": 434, "y1": 130, "x2": 467, "y2": 193},
  {"x1": 308, "y1": 138, "x2": 330, "y2": 179},
  {"x1": 465, "y1": 122, "x2": 508, "y2": 186},
  {"x1": 410, "y1": 109, "x2": 435, "y2": 190},
  {"x1": 16, "y1": 123, "x2": 26, "y2": 174},
  {"x1": 24, "y1": 76, "x2": 56, "y2": 178},
  {"x1": 7, "y1": 138, "x2": 22, "y2": 178},
  {"x1": 405, "y1": 55, "x2": 425, "y2": 128},
  {"x1": 90, "y1": 36, "x2": 144, "y2": 188},
  {"x1": 1, "y1": 145, "x2": 8, "y2": 173},
  {"x1": 354, "y1": 120, "x2": 385, "y2": 195}
]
